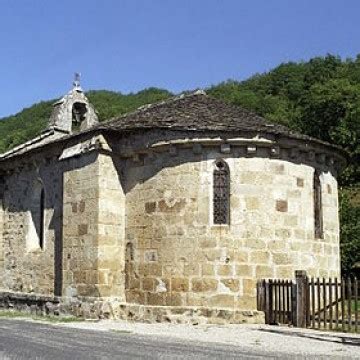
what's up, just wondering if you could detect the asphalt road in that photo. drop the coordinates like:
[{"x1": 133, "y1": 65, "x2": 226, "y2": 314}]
[{"x1": 0, "y1": 319, "x2": 283, "y2": 359}]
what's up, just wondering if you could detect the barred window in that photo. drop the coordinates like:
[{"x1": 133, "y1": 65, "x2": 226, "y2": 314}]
[
  {"x1": 213, "y1": 160, "x2": 230, "y2": 224},
  {"x1": 314, "y1": 171, "x2": 323, "y2": 239}
]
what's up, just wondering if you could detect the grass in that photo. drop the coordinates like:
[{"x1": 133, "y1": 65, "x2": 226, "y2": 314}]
[
  {"x1": 350, "y1": 300, "x2": 359, "y2": 313},
  {"x1": 0, "y1": 309, "x2": 83, "y2": 323},
  {"x1": 110, "y1": 329, "x2": 133, "y2": 334}
]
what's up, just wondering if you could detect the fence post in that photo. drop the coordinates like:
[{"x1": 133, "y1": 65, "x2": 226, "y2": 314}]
[
  {"x1": 294, "y1": 270, "x2": 308, "y2": 328},
  {"x1": 265, "y1": 280, "x2": 272, "y2": 324}
]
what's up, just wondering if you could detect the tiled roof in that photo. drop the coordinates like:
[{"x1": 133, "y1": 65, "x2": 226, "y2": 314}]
[
  {"x1": 0, "y1": 91, "x2": 346, "y2": 162},
  {"x1": 101, "y1": 91, "x2": 294, "y2": 136}
]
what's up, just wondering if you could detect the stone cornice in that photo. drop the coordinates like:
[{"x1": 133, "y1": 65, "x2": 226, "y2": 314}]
[{"x1": 111, "y1": 133, "x2": 346, "y2": 175}]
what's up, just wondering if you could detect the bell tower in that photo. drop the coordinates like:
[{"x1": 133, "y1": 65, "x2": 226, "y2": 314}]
[{"x1": 48, "y1": 74, "x2": 99, "y2": 134}]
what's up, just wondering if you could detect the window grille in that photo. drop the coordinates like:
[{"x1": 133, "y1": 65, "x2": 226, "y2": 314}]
[{"x1": 213, "y1": 160, "x2": 230, "y2": 224}]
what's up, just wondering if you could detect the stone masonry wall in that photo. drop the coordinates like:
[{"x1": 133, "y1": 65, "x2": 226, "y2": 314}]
[
  {"x1": 97, "y1": 153, "x2": 125, "y2": 298},
  {"x1": 0, "y1": 161, "x2": 62, "y2": 295},
  {"x1": 124, "y1": 148, "x2": 340, "y2": 310},
  {"x1": 62, "y1": 152, "x2": 100, "y2": 297},
  {"x1": 62, "y1": 152, "x2": 125, "y2": 300}
]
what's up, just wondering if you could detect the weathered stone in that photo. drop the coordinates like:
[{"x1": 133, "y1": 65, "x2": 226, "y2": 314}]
[
  {"x1": 217, "y1": 265, "x2": 232, "y2": 276},
  {"x1": 249, "y1": 251, "x2": 270, "y2": 264},
  {"x1": 296, "y1": 178, "x2": 304, "y2": 187},
  {"x1": 208, "y1": 294, "x2": 235, "y2": 308},
  {"x1": 255, "y1": 266, "x2": 273, "y2": 278},
  {"x1": 245, "y1": 197, "x2": 260, "y2": 211},
  {"x1": 221, "y1": 279, "x2": 240, "y2": 292},
  {"x1": 236, "y1": 265, "x2": 253, "y2": 277},
  {"x1": 191, "y1": 278, "x2": 218, "y2": 292},
  {"x1": 145, "y1": 202, "x2": 156, "y2": 214},
  {"x1": 276, "y1": 199, "x2": 288, "y2": 212},
  {"x1": 201, "y1": 264, "x2": 214, "y2": 276},
  {"x1": 171, "y1": 278, "x2": 189, "y2": 292}
]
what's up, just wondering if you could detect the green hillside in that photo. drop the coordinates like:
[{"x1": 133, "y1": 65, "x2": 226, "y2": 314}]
[{"x1": 0, "y1": 54, "x2": 359, "y2": 273}]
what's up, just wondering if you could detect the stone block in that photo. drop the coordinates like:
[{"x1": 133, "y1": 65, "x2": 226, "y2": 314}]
[
  {"x1": 147, "y1": 292, "x2": 166, "y2": 306},
  {"x1": 276, "y1": 200, "x2": 288, "y2": 212},
  {"x1": 202, "y1": 249, "x2": 222, "y2": 262},
  {"x1": 221, "y1": 279, "x2": 240, "y2": 292},
  {"x1": 142, "y1": 263, "x2": 162, "y2": 277},
  {"x1": 184, "y1": 263, "x2": 199, "y2": 276},
  {"x1": 199, "y1": 238, "x2": 217, "y2": 248},
  {"x1": 142, "y1": 278, "x2": 155, "y2": 292},
  {"x1": 244, "y1": 238, "x2": 266, "y2": 249},
  {"x1": 284, "y1": 215, "x2": 298, "y2": 227},
  {"x1": 242, "y1": 279, "x2": 257, "y2": 297},
  {"x1": 71, "y1": 203, "x2": 78, "y2": 213},
  {"x1": 171, "y1": 278, "x2": 189, "y2": 292},
  {"x1": 208, "y1": 294, "x2": 235, "y2": 308},
  {"x1": 128, "y1": 278, "x2": 140, "y2": 290},
  {"x1": 79, "y1": 200, "x2": 86, "y2": 213},
  {"x1": 235, "y1": 265, "x2": 253, "y2": 277},
  {"x1": 249, "y1": 251, "x2": 270, "y2": 264},
  {"x1": 191, "y1": 278, "x2": 218, "y2": 292},
  {"x1": 234, "y1": 251, "x2": 249, "y2": 263},
  {"x1": 255, "y1": 265, "x2": 273, "y2": 278},
  {"x1": 245, "y1": 197, "x2": 260, "y2": 211},
  {"x1": 272, "y1": 253, "x2": 292, "y2": 265},
  {"x1": 268, "y1": 240, "x2": 284, "y2": 251},
  {"x1": 165, "y1": 293, "x2": 183, "y2": 307},
  {"x1": 217, "y1": 265, "x2": 232, "y2": 276},
  {"x1": 275, "y1": 266, "x2": 293, "y2": 278},
  {"x1": 78, "y1": 224, "x2": 88, "y2": 236},
  {"x1": 145, "y1": 202, "x2": 156, "y2": 214},
  {"x1": 270, "y1": 163, "x2": 284, "y2": 174},
  {"x1": 237, "y1": 296, "x2": 257, "y2": 310},
  {"x1": 201, "y1": 264, "x2": 215, "y2": 276},
  {"x1": 275, "y1": 228, "x2": 291, "y2": 239}
]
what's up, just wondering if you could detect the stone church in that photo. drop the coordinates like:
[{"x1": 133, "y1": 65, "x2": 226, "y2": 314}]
[{"x1": 0, "y1": 81, "x2": 346, "y2": 322}]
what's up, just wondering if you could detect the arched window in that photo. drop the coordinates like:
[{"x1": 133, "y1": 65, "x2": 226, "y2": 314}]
[
  {"x1": 314, "y1": 171, "x2": 323, "y2": 239},
  {"x1": 72, "y1": 102, "x2": 87, "y2": 131},
  {"x1": 213, "y1": 159, "x2": 230, "y2": 225}
]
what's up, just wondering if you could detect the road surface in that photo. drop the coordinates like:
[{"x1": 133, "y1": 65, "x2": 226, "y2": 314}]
[
  {"x1": 1, "y1": 318, "x2": 359, "y2": 359},
  {"x1": 0, "y1": 319, "x2": 285, "y2": 359}
]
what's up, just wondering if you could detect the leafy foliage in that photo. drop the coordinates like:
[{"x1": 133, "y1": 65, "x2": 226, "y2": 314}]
[
  {"x1": 339, "y1": 189, "x2": 360, "y2": 274},
  {"x1": 0, "y1": 55, "x2": 359, "y2": 273}
]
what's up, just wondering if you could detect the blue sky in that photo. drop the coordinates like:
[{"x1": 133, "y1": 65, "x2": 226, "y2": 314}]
[{"x1": 0, "y1": 0, "x2": 359, "y2": 118}]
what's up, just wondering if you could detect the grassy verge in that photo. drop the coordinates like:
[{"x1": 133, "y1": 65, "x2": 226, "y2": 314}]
[{"x1": 110, "y1": 329, "x2": 133, "y2": 334}]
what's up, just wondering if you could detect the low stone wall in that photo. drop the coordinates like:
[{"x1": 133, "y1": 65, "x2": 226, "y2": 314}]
[
  {"x1": 0, "y1": 291, "x2": 61, "y2": 316},
  {"x1": 0, "y1": 291, "x2": 264, "y2": 325}
]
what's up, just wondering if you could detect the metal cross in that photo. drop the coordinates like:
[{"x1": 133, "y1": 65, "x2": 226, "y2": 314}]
[{"x1": 73, "y1": 72, "x2": 81, "y2": 88}]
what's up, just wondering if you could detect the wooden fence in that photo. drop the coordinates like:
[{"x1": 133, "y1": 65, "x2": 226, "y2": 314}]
[{"x1": 257, "y1": 271, "x2": 359, "y2": 333}]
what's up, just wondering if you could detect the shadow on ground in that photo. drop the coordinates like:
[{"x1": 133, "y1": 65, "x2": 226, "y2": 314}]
[{"x1": 257, "y1": 328, "x2": 360, "y2": 347}]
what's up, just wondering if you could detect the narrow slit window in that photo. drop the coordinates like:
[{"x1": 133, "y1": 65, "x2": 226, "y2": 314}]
[
  {"x1": 27, "y1": 181, "x2": 46, "y2": 251},
  {"x1": 314, "y1": 171, "x2": 323, "y2": 239},
  {"x1": 39, "y1": 187, "x2": 45, "y2": 249},
  {"x1": 213, "y1": 160, "x2": 230, "y2": 224}
]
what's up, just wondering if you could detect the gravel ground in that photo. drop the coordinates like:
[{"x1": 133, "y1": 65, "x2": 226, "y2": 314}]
[{"x1": 59, "y1": 319, "x2": 360, "y2": 358}]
